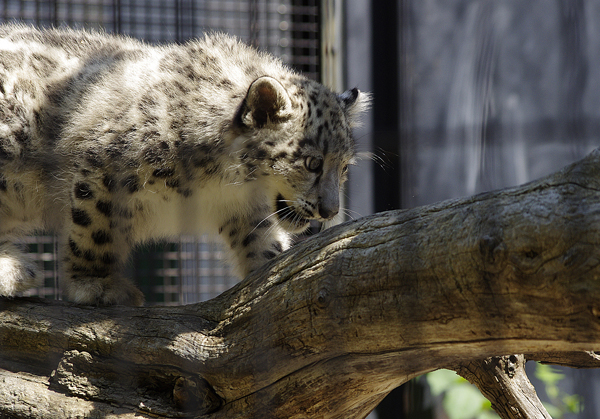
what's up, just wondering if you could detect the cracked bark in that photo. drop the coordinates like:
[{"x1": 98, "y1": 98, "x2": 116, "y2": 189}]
[{"x1": 3, "y1": 149, "x2": 600, "y2": 418}]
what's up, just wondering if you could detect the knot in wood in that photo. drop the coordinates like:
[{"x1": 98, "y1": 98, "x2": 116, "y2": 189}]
[
  {"x1": 503, "y1": 354, "x2": 519, "y2": 378},
  {"x1": 315, "y1": 288, "x2": 331, "y2": 309}
]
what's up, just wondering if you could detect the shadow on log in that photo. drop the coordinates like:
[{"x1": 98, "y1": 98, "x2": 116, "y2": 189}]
[{"x1": 3, "y1": 149, "x2": 600, "y2": 418}]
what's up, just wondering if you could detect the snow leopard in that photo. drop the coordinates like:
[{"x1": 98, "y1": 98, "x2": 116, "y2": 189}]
[{"x1": 0, "y1": 24, "x2": 368, "y2": 306}]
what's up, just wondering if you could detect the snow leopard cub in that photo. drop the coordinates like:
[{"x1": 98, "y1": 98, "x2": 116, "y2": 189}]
[{"x1": 0, "y1": 25, "x2": 367, "y2": 306}]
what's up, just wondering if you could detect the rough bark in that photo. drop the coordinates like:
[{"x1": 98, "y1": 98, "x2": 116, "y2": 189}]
[
  {"x1": 455, "y1": 355, "x2": 552, "y2": 419},
  {"x1": 3, "y1": 149, "x2": 600, "y2": 418}
]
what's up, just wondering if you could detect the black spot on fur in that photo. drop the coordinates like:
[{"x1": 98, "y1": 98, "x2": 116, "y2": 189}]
[
  {"x1": 139, "y1": 93, "x2": 158, "y2": 110},
  {"x1": 242, "y1": 233, "x2": 257, "y2": 247},
  {"x1": 0, "y1": 144, "x2": 13, "y2": 161},
  {"x1": 121, "y1": 175, "x2": 140, "y2": 193},
  {"x1": 103, "y1": 175, "x2": 116, "y2": 192},
  {"x1": 274, "y1": 151, "x2": 288, "y2": 160},
  {"x1": 68, "y1": 238, "x2": 82, "y2": 257},
  {"x1": 173, "y1": 81, "x2": 190, "y2": 94},
  {"x1": 69, "y1": 242, "x2": 96, "y2": 262},
  {"x1": 166, "y1": 179, "x2": 180, "y2": 189},
  {"x1": 91, "y1": 230, "x2": 112, "y2": 245},
  {"x1": 219, "y1": 78, "x2": 234, "y2": 89},
  {"x1": 246, "y1": 252, "x2": 256, "y2": 259},
  {"x1": 72, "y1": 208, "x2": 92, "y2": 227},
  {"x1": 96, "y1": 200, "x2": 112, "y2": 217},
  {"x1": 144, "y1": 147, "x2": 163, "y2": 165},
  {"x1": 0, "y1": 175, "x2": 7, "y2": 192},
  {"x1": 85, "y1": 151, "x2": 103, "y2": 168},
  {"x1": 104, "y1": 146, "x2": 121, "y2": 161},
  {"x1": 255, "y1": 148, "x2": 267, "y2": 159},
  {"x1": 299, "y1": 137, "x2": 315, "y2": 148},
  {"x1": 272, "y1": 241, "x2": 283, "y2": 253},
  {"x1": 179, "y1": 188, "x2": 192, "y2": 198},
  {"x1": 317, "y1": 124, "x2": 324, "y2": 140},
  {"x1": 263, "y1": 250, "x2": 277, "y2": 260},
  {"x1": 153, "y1": 167, "x2": 175, "y2": 178},
  {"x1": 74, "y1": 182, "x2": 94, "y2": 200},
  {"x1": 13, "y1": 128, "x2": 28, "y2": 144},
  {"x1": 100, "y1": 252, "x2": 117, "y2": 265}
]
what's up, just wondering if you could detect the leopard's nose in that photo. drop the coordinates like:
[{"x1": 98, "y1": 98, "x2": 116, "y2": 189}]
[{"x1": 318, "y1": 203, "x2": 339, "y2": 220}]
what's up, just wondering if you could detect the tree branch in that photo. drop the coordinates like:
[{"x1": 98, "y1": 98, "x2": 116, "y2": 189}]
[
  {"x1": 3, "y1": 149, "x2": 600, "y2": 418},
  {"x1": 454, "y1": 355, "x2": 552, "y2": 419}
]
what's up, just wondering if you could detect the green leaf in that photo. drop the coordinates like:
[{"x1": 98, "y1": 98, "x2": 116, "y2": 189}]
[
  {"x1": 443, "y1": 384, "x2": 488, "y2": 419},
  {"x1": 534, "y1": 364, "x2": 564, "y2": 386},
  {"x1": 425, "y1": 370, "x2": 499, "y2": 419},
  {"x1": 542, "y1": 401, "x2": 562, "y2": 418},
  {"x1": 562, "y1": 394, "x2": 582, "y2": 413},
  {"x1": 426, "y1": 369, "x2": 463, "y2": 396}
]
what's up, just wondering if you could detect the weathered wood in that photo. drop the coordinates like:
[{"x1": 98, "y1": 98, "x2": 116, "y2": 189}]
[
  {"x1": 3, "y1": 149, "x2": 600, "y2": 418},
  {"x1": 455, "y1": 355, "x2": 552, "y2": 419}
]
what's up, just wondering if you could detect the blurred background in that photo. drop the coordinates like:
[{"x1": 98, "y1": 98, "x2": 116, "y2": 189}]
[{"x1": 1, "y1": 0, "x2": 599, "y2": 418}]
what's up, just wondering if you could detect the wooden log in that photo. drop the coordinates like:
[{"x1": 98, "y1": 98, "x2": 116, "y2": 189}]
[{"x1": 3, "y1": 149, "x2": 600, "y2": 418}]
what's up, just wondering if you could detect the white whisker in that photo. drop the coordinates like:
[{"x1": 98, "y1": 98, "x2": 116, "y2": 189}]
[{"x1": 247, "y1": 207, "x2": 289, "y2": 237}]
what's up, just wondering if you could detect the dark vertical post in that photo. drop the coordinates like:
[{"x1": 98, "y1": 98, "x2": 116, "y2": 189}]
[
  {"x1": 113, "y1": 0, "x2": 121, "y2": 34},
  {"x1": 372, "y1": 0, "x2": 413, "y2": 417},
  {"x1": 372, "y1": 0, "x2": 401, "y2": 211}
]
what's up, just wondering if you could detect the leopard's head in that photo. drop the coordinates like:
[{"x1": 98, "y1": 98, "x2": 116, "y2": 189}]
[{"x1": 234, "y1": 76, "x2": 369, "y2": 233}]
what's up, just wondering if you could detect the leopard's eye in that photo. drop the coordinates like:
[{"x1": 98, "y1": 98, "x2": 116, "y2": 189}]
[{"x1": 304, "y1": 156, "x2": 323, "y2": 172}]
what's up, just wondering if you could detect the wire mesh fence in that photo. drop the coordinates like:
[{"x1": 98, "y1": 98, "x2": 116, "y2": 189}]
[{"x1": 1, "y1": 0, "x2": 321, "y2": 304}]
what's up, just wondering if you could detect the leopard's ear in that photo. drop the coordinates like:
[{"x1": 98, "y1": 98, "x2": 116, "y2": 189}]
[
  {"x1": 236, "y1": 76, "x2": 293, "y2": 129},
  {"x1": 338, "y1": 88, "x2": 371, "y2": 127}
]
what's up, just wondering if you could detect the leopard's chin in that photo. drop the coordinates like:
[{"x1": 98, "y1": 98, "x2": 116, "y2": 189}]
[{"x1": 275, "y1": 194, "x2": 311, "y2": 233}]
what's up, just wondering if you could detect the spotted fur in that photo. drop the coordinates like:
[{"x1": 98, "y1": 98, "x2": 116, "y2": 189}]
[{"x1": 0, "y1": 25, "x2": 368, "y2": 305}]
